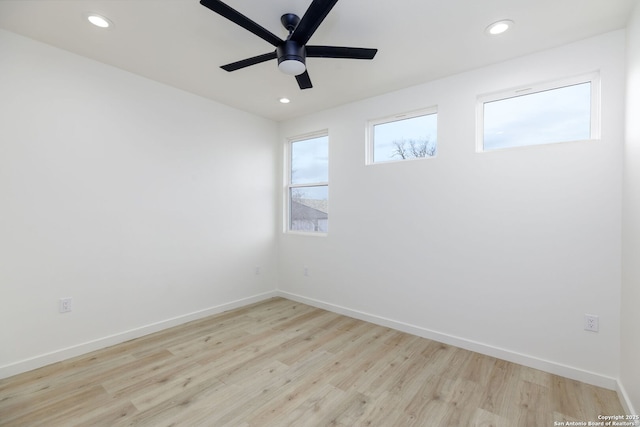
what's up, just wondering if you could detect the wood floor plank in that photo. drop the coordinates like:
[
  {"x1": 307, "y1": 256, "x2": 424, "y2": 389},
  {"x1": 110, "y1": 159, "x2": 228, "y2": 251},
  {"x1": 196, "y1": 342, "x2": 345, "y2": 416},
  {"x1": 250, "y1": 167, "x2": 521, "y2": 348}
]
[
  {"x1": 472, "y1": 407, "x2": 512, "y2": 427},
  {"x1": 512, "y1": 380, "x2": 550, "y2": 427},
  {"x1": 1, "y1": 385, "x2": 109, "y2": 427},
  {"x1": 268, "y1": 384, "x2": 346, "y2": 427},
  {"x1": 0, "y1": 297, "x2": 625, "y2": 426},
  {"x1": 124, "y1": 363, "x2": 216, "y2": 412}
]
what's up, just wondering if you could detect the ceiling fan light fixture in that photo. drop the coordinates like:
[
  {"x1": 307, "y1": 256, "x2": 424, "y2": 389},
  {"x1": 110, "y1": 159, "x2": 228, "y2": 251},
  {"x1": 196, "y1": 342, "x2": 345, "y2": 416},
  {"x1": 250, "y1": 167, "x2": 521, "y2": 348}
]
[
  {"x1": 278, "y1": 59, "x2": 306, "y2": 76},
  {"x1": 486, "y1": 19, "x2": 513, "y2": 35}
]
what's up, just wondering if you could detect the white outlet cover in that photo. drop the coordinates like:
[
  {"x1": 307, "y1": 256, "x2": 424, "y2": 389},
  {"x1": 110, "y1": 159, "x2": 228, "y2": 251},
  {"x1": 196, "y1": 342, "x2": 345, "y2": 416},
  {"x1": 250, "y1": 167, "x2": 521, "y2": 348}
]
[
  {"x1": 584, "y1": 314, "x2": 599, "y2": 332},
  {"x1": 59, "y1": 297, "x2": 72, "y2": 313}
]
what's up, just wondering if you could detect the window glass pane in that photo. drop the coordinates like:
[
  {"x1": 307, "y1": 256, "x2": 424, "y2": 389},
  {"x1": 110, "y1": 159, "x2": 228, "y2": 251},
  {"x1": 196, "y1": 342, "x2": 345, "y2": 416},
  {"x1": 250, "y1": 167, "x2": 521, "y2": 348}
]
[
  {"x1": 483, "y1": 82, "x2": 591, "y2": 151},
  {"x1": 291, "y1": 135, "x2": 328, "y2": 184},
  {"x1": 373, "y1": 113, "x2": 437, "y2": 163},
  {"x1": 290, "y1": 186, "x2": 328, "y2": 233}
]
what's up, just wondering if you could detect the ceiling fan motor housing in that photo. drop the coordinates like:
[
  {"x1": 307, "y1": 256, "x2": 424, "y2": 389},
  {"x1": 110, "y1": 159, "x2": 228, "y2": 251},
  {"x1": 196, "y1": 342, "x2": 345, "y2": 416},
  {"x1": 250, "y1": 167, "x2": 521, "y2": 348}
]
[{"x1": 277, "y1": 40, "x2": 306, "y2": 75}]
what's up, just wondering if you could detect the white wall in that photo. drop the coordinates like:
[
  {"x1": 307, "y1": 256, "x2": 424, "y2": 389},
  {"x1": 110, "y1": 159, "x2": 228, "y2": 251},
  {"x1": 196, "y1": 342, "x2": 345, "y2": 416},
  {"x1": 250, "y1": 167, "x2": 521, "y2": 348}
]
[
  {"x1": 622, "y1": 0, "x2": 640, "y2": 415},
  {"x1": 278, "y1": 31, "x2": 626, "y2": 388},
  {"x1": 0, "y1": 29, "x2": 278, "y2": 378}
]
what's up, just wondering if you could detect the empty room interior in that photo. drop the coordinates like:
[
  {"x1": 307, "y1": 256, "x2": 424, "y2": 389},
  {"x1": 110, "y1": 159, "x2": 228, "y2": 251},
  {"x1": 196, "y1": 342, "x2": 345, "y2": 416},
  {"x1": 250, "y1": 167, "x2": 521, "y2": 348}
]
[{"x1": 1, "y1": 0, "x2": 640, "y2": 425}]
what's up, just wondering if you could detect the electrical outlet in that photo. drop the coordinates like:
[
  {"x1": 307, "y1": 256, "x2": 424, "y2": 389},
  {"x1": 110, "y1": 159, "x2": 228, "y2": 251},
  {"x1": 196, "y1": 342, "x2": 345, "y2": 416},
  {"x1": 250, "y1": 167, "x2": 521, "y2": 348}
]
[
  {"x1": 59, "y1": 297, "x2": 72, "y2": 313},
  {"x1": 584, "y1": 314, "x2": 599, "y2": 332},
  {"x1": 255, "y1": 266, "x2": 261, "y2": 275},
  {"x1": 304, "y1": 266, "x2": 309, "y2": 277}
]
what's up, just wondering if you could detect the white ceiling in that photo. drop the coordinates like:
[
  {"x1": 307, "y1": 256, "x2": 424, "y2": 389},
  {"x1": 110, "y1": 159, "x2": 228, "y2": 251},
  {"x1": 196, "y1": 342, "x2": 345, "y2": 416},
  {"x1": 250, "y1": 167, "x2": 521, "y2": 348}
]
[{"x1": 0, "y1": 0, "x2": 636, "y2": 121}]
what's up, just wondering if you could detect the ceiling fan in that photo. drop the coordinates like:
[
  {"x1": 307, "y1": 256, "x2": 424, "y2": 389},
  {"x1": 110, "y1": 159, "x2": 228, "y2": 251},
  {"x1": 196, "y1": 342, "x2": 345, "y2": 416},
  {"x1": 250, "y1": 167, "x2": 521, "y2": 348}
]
[{"x1": 199, "y1": 0, "x2": 378, "y2": 89}]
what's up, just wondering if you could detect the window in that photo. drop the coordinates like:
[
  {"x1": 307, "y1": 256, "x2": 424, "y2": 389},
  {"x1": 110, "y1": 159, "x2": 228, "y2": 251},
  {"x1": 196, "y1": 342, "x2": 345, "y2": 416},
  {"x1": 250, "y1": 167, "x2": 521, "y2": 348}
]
[
  {"x1": 477, "y1": 73, "x2": 600, "y2": 151},
  {"x1": 367, "y1": 107, "x2": 438, "y2": 164},
  {"x1": 287, "y1": 133, "x2": 328, "y2": 233}
]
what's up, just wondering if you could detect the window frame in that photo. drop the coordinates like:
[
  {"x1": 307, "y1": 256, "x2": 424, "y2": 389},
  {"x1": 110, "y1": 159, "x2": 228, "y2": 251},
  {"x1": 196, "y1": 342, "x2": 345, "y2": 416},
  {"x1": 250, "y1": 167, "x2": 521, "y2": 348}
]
[
  {"x1": 476, "y1": 72, "x2": 601, "y2": 152},
  {"x1": 366, "y1": 106, "x2": 438, "y2": 165},
  {"x1": 285, "y1": 130, "x2": 329, "y2": 236}
]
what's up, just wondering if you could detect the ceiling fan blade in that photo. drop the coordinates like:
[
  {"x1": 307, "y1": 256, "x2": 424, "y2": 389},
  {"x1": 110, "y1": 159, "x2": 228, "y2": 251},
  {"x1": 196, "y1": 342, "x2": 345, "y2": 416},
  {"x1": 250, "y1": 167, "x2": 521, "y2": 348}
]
[
  {"x1": 306, "y1": 46, "x2": 378, "y2": 60},
  {"x1": 290, "y1": 0, "x2": 339, "y2": 46},
  {"x1": 221, "y1": 51, "x2": 277, "y2": 72},
  {"x1": 200, "y1": 0, "x2": 283, "y2": 47},
  {"x1": 296, "y1": 71, "x2": 313, "y2": 89}
]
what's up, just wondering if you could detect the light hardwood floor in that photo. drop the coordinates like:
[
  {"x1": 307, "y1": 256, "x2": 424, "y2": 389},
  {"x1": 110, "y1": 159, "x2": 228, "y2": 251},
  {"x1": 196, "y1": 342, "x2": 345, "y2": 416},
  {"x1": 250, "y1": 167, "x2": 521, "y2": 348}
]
[{"x1": 0, "y1": 297, "x2": 624, "y2": 426}]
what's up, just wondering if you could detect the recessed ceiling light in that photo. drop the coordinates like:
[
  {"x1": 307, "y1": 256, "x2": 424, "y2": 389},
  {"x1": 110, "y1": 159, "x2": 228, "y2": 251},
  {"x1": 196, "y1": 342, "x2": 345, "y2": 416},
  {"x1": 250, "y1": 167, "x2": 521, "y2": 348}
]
[
  {"x1": 486, "y1": 19, "x2": 513, "y2": 36},
  {"x1": 279, "y1": 98, "x2": 291, "y2": 104},
  {"x1": 86, "y1": 14, "x2": 113, "y2": 29}
]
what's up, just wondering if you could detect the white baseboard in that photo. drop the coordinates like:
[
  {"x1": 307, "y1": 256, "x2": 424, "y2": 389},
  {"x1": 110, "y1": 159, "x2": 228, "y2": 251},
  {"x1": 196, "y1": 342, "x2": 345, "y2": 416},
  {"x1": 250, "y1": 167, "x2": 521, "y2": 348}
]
[
  {"x1": 0, "y1": 291, "x2": 278, "y2": 380},
  {"x1": 617, "y1": 380, "x2": 640, "y2": 421},
  {"x1": 277, "y1": 290, "x2": 619, "y2": 391}
]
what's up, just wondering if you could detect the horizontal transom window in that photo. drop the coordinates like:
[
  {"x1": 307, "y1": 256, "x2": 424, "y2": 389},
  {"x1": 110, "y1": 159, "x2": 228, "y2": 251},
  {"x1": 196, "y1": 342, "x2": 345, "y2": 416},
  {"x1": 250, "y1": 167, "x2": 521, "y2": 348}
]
[
  {"x1": 367, "y1": 107, "x2": 438, "y2": 164},
  {"x1": 477, "y1": 73, "x2": 600, "y2": 152}
]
